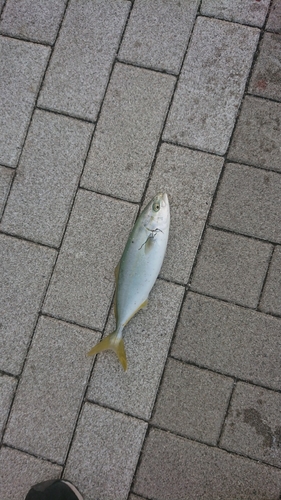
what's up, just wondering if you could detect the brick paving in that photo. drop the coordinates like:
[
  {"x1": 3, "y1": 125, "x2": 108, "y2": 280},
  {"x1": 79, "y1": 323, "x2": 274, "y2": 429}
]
[{"x1": 0, "y1": 1, "x2": 280, "y2": 499}]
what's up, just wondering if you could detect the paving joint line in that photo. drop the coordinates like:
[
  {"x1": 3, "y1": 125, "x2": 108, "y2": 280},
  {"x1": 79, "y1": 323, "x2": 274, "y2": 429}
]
[
  {"x1": 78, "y1": 185, "x2": 140, "y2": 205},
  {"x1": 225, "y1": 158, "x2": 281, "y2": 176},
  {"x1": 217, "y1": 379, "x2": 237, "y2": 446},
  {"x1": 257, "y1": 244, "x2": 276, "y2": 310},
  {"x1": 0, "y1": 0, "x2": 71, "y2": 226},
  {"x1": 40, "y1": 312, "x2": 103, "y2": 335},
  {"x1": 0, "y1": 31, "x2": 52, "y2": 46},
  {"x1": 0, "y1": 229, "x2": 59, "y2": 250},
  {"x1": 36, "y1": 105, "x2": 96, "y2": 124},
  {"x1": 169, "y1": 354, "x2": 281, "y2": 395},
  {"x1": 207, "y1": 223, "x2": 279, "y2": 247},
  {"x1": 1, "y1": 443, "x2": 64, "y2": 467},
  {"x1": 116, "y1": 57, "x2": 178, "y2": 77},
  {"x1": 60, "y1": 1, "x2": 139, "y2": 477}
]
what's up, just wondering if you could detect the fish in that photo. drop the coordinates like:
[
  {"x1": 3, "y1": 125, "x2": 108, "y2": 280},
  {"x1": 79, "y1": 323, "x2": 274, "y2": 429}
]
[{"x1": 87, "y1": 192, "x2": 170, "y2": 371}]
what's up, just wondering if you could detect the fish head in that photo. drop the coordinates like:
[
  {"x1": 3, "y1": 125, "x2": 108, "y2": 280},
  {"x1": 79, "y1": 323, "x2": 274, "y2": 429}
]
[{"x1": 143, "y1": 192, "x2": 170, "y2": 232}]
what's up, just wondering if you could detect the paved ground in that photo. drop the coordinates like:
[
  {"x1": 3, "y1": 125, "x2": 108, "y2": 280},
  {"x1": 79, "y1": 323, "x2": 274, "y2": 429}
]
[{"x1": 0, "y1": 1, "x2": 281, "y2": 499}]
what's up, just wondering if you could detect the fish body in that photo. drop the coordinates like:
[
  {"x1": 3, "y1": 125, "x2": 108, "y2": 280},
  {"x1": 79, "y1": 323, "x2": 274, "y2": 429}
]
[{"x1": 88, "y1": 192, "x2": 170, "y2": 371}]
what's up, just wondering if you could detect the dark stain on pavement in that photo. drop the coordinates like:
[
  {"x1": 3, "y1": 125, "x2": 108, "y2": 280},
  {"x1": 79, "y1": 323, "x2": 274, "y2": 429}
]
[{"x1": 243, "y1": 408, "x2": 281, "y2": 449}]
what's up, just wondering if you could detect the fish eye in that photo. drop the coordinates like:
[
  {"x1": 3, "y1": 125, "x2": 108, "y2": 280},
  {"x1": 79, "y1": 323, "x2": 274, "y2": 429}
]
[{"x1": 153, "y1": 201, "x2": 160, "y2": 212}]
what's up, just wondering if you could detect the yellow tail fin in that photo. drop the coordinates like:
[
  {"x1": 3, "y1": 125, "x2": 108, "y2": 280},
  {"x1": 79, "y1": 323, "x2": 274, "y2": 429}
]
[{"x1": 87, "y1": 332, "x2": 127, "y2": 371}]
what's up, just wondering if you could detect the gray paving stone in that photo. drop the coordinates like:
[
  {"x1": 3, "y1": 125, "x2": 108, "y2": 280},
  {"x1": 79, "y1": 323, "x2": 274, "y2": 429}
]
[
  {"x1": 260, "y1": 245, "x2": 281, "y2": 316},
  {"x1": 249, "y1": 32, "x2": 281, "y2": 101},
  {"x1": 0, "y1": 165, "x2": 14, "y2": 218},
  {"x1": 152, "y1": 358, "x2": 233, "y2": 445},
  {"x1": 210, "y1": 163, "x2": 281, "y2": 243},
  {"x1": 0, "y1": 375, "x2": 17, "y2": 438},
  {"x1": 191, "y1": 228, "x2": 272, "y2": 308},
  {"x1": 228, "y1": 96, "x2": 281, "y2": 172},
  {"x1": 220, "y1": 382, "x2": 281, "y2": 467},
  {"x1": 133, "y1": 428, "x2": 281, "y2": 500},
  {"x1": 81, "y1": 63, "x2": 175, "y2": 202},
  {"x1": 4, "y1": 316, "x2": 99, "y2": 463},
  {"x1": 119, "y1": 0, "x2": 199, "y2": 73},
  {"x1": 129, "y1": 496, "x2": 146, "y2": 500},
  {"x1": 172, "y1": 292, "x2": 281, "y2": 390},
  {"x1": 64, "y1": 403, "x2": 147, "y2": 500},
  {"x1": 266, "y1": 0, "x2": 281, "y2": 32},
  {"x1": 43, "y1": 190, "x2": 137, "y2": 330},
  {"x1": 38, "y1": 0, "x2": 130, "y2": 120},
  {"x1": 0, "y1": 36, "x2": 50, "y2": 167},
  {"x1": 144, "y1": 144, "x2": 223, "y2": 283},
  {"x1": 88, "y1": 280, "x2": 184, "y2": 420},
  {"x1": 0, "y1": 447, "x2": 62, "y2": 500},
  {"x1": 163, "y1": 17, "x2": 259, "y2": 155},
  {"x1": 0, "y1": 110, "x2": 93, "y2": 247},
  {"x1": 0, "y1": 0, "x2": 67, "y2": 44},
  {"x1": 0, "y1": 235, "x2": 56, "y2": 375},
  {"x1": 201, "y1": 0, "x2": 270, "y2": 27}
]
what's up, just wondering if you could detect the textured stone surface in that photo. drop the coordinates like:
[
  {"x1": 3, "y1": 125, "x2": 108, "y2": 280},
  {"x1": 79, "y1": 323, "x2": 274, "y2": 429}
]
[
  {"x1": 0, "y1": 375, "x2": 17, "y2": 438},
  {"x1": 0, "y1": 36, "x2": 50, "y2": 167},
  {"x1": 152, "y1": 358, "x2": 233, "y2": 444},
  {"x1": 220, "y1": 382, "x2": 281, "y2": 467},
  {"x1": 221, "y1": 382, "x2": 281, "y2": 467},
  {"x1": 0, "y1": 447, "x2": 62, "y2": 500},
  {"x1": 43, "y1": 190, "x2": 137, "y2": 330},
  {"x1": 228, "y1": 96, "x2": 281, "y2": 171},
  {"x1": 134, "y1": 428, "x2": 281, "y2": 500},
  {"x1": 119, "y1": 0, "x2": 199, "y2": 73},
  {"x1": 88, "y1": 280, "x2": 184, "y2": 420},
  {"x1": 4, "y1": 316, "x2": 99, "y2": 463},
  {"x1": 81, "y1": 63, "x2": 175, "y2": 202},
  {"x1": 0, "y1": 166, "x2": 14, "y2": 218},
  {"x1": 210, "y1": 162, "x2": 281, "y2": 243},
  {"x1": 201, "y1": 0, "x2": 270, "y2": 27},
  {"x1": 163, "y1": 17, "x2": 259, "y2": 154},
  {"x1": 0, "y1": 0, "x2": 67, "y2": 44},
  {"x1": 266, "y1": 0, "x2": 281, "y2": 32},
  {"x1": 144, "y1": 143, "x2": 223, "y2": 283},
  {"x1": 38, "y1": 0, "x2": 130, "y2": 120},
  {"x1": 249, "y1": 32, "x2": 281, "y2": 101},
  {"x1": 259, "y1": 245, "x2": 281, "y2": 316},
  {"x1": 172, "y1": 292, "x2": 281, "y2": 390},
  {"x1": 0, "y1": 110, "x2": 93, "y2": 247},
  {"x1": 0, "y1": 234, "x2": 56, "y2": 375},
  {"x1": 191, "y1": 228, "x2": 272, "y2": 307},
  {"x1": 64, "y1": 403, "x2": 147, "y2": 500}
]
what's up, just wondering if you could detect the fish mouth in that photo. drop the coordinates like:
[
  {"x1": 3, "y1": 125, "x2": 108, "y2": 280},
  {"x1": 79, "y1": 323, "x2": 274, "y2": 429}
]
[{"x1": 156, "y1": 192, "x2": 168, "y2": 207}]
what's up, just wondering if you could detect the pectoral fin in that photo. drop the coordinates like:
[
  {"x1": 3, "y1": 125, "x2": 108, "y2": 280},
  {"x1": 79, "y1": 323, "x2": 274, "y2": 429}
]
[{"x1": 87, "y1": 331, "x2": 127, "y2": 371}]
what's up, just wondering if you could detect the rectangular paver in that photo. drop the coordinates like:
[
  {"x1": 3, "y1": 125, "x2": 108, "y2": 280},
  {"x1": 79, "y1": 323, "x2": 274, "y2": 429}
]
[
  {"x1": 4, "y1": 316, "x2": 99, "y2": 463},
  {"x1": 0, "y1": 0, "x2": 67, "y2": 44},
  {"x1": 266, "y1": 0, "x2": 281, "y2": 32},
  {"x1": 152, "y1": 358, "x2": 233, "y2": 445},
  {"x1": 0, "y1": 36, "x2": 50, "y2": 167},
  {"x1": 220, "y1": 382, "x2": 281, "y2": 467},
  {"x1": 133, "y1": 428, "x2": 281, "y2": 500},
  {"x1": 0, "y1": 166, "x2": 14, "y2": 219},
  {"x1": 38, "y1": 0, "x2": 130, "y2": 120},
  {"x1": 88, "y1": 280, "x2": 184, "y2": 420},
  {"x1": 81, "y1": 63, "x2": 175, "y2": 202},
  {"x1": 172, "y1": 292, "x2": 281, "y2": 390},
  {"x1": 0, "y1": 234, "x2": 56, "y2": 375},
  {"x1": 0, "y1": 447, "x2": 62, "y2": 500},
  {"x1": 210, "y1": 162, "x2": 281, "y2": 243},
  {"x1": 228, "y1": 96, "x2": 281, "y2": 171},
  {"x1": 163, "y1": 17, "x2": 259, "y2": 155},
  {"x1": 260, "y1": 245, "x2": 281, "y2": 316},
  {"x1": 0, "y1": 110, "x2": 93, "y2": 247},
  {"x1": 119, "y1": 0, "x2": 199, "y2": 73},
  {"x1": 64, "y1": 403, "x2": 147, "y2": 500},
  {"x1": 191, "y1": 227, "x2": 272, "y2": 308},
  {"x1": 43, "y1": 190, "x2": 138, "y2": 330},
  {"x1": 0, "y1": 375, "x2": 17, "y2": 439},
  {"x1": 144, "y1": 143, "x2": 223, "y2": 283},
  {"x1": 249, "y1": 32, "x2": 281, "y2": 101},
  {"x1": 201, "y1": 0, "x2": 270, "y2": 27}
]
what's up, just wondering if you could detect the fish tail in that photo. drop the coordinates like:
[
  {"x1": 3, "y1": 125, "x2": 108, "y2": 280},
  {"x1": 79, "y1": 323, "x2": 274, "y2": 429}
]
[{"x1": 87, "y1": 331, "x2": 127, "y2": 371}]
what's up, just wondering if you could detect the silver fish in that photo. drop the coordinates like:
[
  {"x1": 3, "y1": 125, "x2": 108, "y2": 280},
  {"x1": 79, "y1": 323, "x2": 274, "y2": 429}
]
[{"x1": 88, "y1": 192, "x2": 170, "y2": 371}]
